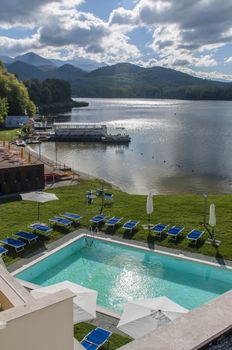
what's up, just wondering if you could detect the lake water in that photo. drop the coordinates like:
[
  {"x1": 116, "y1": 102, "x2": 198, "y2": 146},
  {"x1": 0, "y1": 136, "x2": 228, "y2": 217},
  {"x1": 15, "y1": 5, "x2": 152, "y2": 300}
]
[{"x1": 37, "y1": 98, "x2": 232, "y2": 195}]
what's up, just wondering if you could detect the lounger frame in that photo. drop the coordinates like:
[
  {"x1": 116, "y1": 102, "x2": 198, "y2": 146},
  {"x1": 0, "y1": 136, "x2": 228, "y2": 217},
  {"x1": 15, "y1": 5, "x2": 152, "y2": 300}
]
[
  {"x1": 0, "y1": 246, "x2": 8, "y2": 256},
  {"x1": 29, "y1": 223, "x2": 53, "y2": 236},
  {"x1": 15, "y1": 231, "x2": 38, "y2": 244},
  {"x1": 151, "y1": 223, "x2": 169, "y2": 237},
  {"x1": 186, "y1": 229, "x2": 205, "y2": 245},
  {"x1": 49, "y1": 217, "x2": 72, "y2": 228},
  {"x1": 167, "y1": 226, "x2": 184, "y2": 241},
  {"x1": 123, "y1": 220, "x2": 140, "y2": 232},
  {"x1": 0, "y1": 238, "x2": 26, "y2": 252},
  {"x1": 61, "y1": 212, "x2": 82, "y2": 223},
  {"x1": 81, "y1": 327, "x2": 112, "y2": 350},
  {"x1": 105, "y1": 216, "x2": 123, "y2": 228}
]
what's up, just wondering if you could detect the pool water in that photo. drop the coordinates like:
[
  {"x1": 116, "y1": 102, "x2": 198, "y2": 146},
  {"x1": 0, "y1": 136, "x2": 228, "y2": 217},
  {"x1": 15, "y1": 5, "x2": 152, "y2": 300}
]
[{"x1": 16, "y1": 237, "x2": 232, "y2": 313}]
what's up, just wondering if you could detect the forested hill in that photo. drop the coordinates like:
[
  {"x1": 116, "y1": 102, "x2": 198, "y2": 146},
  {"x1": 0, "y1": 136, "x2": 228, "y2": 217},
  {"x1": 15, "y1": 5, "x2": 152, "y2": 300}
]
[
  {"x1": 73, "y1": 63, "x2": 232, "y2": 100},
  {"x1": 6, "y1": 61, "x2": 232, "y2": 100}
]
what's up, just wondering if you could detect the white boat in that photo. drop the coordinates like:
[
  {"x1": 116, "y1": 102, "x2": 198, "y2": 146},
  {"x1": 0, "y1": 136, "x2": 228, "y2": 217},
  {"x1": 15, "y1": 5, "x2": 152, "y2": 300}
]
[{"x1": 51, "y1": 123, "x2": 131, "y2": 143}]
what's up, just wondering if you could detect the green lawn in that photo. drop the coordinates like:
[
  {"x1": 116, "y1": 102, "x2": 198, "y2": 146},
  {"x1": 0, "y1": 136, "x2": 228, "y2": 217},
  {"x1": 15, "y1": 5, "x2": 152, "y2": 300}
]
[
  {"x1": 0, "y1": 128, "x2": 21, "y2": 141},
  {"x1": 74, "y1": 322, "x2": 132, "y2": 349},
  {"x1": 1, "y1": 178, "x2": 232, "y2": 263}
]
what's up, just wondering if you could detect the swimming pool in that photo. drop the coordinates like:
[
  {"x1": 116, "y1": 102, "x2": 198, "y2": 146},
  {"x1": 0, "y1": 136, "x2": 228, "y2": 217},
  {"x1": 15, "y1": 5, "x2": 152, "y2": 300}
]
[{"x1": 15, "y1": 236, "x2": 232, "y2": 313}]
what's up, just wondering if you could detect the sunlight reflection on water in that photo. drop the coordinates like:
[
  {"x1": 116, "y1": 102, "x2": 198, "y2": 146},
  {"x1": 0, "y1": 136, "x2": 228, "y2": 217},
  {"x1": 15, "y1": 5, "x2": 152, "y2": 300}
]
[{"x1": 34, "y1": 98, "x2": 232, "y2": 194}]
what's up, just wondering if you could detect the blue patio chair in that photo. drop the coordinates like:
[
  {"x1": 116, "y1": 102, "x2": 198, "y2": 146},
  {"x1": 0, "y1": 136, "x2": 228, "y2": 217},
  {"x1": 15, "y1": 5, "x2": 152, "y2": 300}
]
[
  {"x1": 0, "y1": 237, "x2": 26, "y2": 252},
  {"x1": 81, "y1": 327, "x2": 112, "y2": 350},
  {"x1": 61, "y1": 212, "x2": 82, "y2": 223},
  {"x1": 186, "y1": 229, "x2": 204, "y2": 245},
  {"x1": 0, "y1": 246, "x2": 8, "y2": 256},
  {"x1": 15, "y1": 231, "x2": 38, "y2": 244},
  {"x1": 96, "y1": 189, "x2": 104, "y2": 197},
  {"x1": 49, "y1": 217, "x2": 72, "y2": 228},
  {"x1": 29, "y1": 223, "x2": 53, "y2": 236},
  {"x1": 86, "y1": 191, "x2": 95, "y2": 204},
  {"x1": 105, "y1": 216, "x2": 123, "y2": 228},
  {"x1": 167, "y1": 226, "x2": 184, "y2": 241},
  {"x1": 151, "y1": 223, "x2": 169, "y2": 237},
  {"x1": 123, "y1": 220, "x2": 140, "y2": 232},
  {"x1": 104, "y1": 192, "x2": 113, "y2": 200}
]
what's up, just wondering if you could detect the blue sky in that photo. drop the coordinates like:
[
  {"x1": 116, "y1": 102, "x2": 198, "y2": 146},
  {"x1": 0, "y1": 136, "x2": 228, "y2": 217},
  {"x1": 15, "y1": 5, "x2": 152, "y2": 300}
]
[{"x1": 0, "y1": 0, "x2": 232, "y2": 81}]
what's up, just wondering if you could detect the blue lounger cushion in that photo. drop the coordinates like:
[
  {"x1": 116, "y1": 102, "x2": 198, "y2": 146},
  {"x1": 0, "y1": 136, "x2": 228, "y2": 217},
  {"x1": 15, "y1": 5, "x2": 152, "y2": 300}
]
[
  {"x1": 81, "y1": 327, "x2": 112, "y2": 350},
  {"x1": 105, "y1": 217, "x2": 123, "y2": 226},
  {"x1": 0, "y1": 246, "x2": 8, "y2": 255},
  {"x1": 90, "y1": 215, "x2": 108, "y2": 223},
  {"x1": 187, "y1": 230, "x2": 204, "y2": 241},
  {"x1": 49, "y1": 217, "x2": 72, "y2": 226},
  {"x1": 152, "y1": 223, "x2": 168, "y2": 233},
  {"x1": 167, "y1": 226, "x2": 184, "y2": 240},
  {"x1": 62, "y1": 212, "x2": 82, "y2": 221},
  {"x1": 0, "y1": 238, "x2": 26, "y2": 250},
  {"x1": 123, "y1": 220, "x2": 139, "y2": 230},
  {"x1": 105, "y1": 192, "x2": 113, "y2": 199},
  {"x1": 15, "y1": 231, "x2": 38, "y2": 241},
  {"x1": 29, "y1": 223, "x2": 53, "y2": 234}
]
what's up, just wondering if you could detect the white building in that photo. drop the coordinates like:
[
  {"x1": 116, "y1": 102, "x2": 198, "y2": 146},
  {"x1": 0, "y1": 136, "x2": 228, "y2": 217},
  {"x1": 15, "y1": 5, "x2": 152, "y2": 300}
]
[
  {"x1": 0, "y1": 265, "x2": 83, "y2": 350},
  {"x1": 5, "y1": 115, "x2": 30, "y2": 128}
]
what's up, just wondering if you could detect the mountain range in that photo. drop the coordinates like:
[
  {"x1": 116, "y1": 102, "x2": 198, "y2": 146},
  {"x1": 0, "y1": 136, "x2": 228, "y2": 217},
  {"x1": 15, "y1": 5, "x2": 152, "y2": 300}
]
[
  {"x1": 1, "y1": 52, "x2": 232, "y2": 100},
  {"x1": 0, "y1": 52, "x2": 106, "y2": 71}
]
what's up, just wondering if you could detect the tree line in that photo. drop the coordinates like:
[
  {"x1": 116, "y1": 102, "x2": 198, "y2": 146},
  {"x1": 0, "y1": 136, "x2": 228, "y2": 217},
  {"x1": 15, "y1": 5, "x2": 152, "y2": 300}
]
[
  {"x1": 0, "y1": 61, "x2": 36, "y2": 125},
  {"x1": 24, "y1": 78, "x2": 72, "y2": 106}
]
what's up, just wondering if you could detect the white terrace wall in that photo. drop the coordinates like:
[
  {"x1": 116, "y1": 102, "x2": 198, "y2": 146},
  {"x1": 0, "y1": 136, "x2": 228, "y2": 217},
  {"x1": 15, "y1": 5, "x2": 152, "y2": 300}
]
[{"x1": 0, "y1": 292, "x2": 75, "y2": 350}]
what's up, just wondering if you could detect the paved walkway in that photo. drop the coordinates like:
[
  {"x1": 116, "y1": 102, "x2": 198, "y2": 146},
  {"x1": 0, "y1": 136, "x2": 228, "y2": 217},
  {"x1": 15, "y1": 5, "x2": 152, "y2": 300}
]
[{"x1": 8, "y1": 227, "x2": 232, "y2": 273}]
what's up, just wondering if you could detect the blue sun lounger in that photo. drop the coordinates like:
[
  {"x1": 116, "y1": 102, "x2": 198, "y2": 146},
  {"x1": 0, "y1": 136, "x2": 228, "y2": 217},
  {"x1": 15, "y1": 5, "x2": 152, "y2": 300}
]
[
  {"x1": 167, "y1": 226, "x2": 184, "y2": 241},
  {"x1": 49, "y1": 217, "x2": 72, "y2": 228},
  {"x1": 0, "y1": 246, "x2": 8, "y2": 256},
  {"x1": 15, "y1": 231, "x2": 38, "y2": 244},
  {"x1": 90, "y1": 215, "x2": 108, "y2": 224},
  {"x1": 151, "y1": 223, "x2": 169, "y2": 237},
  {"x1": 186, "y1": 229, "x2": 204, "y2": 245},
  {"x1": 0, "y1": 237, "x2": 26, "y2": 252},
  {"x1": 81, "y1": 327, "x2": 112, "y2": 350},
  {"x1": 105, "y1": 216, "x2": 123, "y2": 228},
  {"x1": 123, "y1": 220, "x2": 140, "y2": 232},
  {"x1": 29, "y1": 223, "x2": 53, "y2": 236},
  {"x1": 61, "y1": 212, "x2": 82, "y2": 223}
]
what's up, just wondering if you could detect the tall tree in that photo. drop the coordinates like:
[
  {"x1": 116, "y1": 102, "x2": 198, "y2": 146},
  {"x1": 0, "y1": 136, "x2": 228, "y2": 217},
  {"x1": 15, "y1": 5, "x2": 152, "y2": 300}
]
[{"x1": 0, "y1": 97, "x2": 8, "y2": 125}]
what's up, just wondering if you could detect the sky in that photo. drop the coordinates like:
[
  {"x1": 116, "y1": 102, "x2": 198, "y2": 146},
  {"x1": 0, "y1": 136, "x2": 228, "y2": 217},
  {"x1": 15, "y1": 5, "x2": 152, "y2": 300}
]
[{"x1": 0, "y1": 0, "x2": 232, "y2": 81}]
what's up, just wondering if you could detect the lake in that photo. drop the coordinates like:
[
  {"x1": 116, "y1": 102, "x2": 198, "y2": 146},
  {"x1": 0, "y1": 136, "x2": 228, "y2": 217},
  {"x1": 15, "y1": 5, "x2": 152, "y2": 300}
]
[{"x1": 37, "y1": 98, "x2": 232, "y2": 195}]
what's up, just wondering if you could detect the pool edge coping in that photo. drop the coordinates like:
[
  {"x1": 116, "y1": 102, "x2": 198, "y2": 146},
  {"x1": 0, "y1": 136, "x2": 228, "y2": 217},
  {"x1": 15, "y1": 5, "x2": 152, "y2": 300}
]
[{"x1": 12, "y1": 229, "x2": 232, "y2": 276}]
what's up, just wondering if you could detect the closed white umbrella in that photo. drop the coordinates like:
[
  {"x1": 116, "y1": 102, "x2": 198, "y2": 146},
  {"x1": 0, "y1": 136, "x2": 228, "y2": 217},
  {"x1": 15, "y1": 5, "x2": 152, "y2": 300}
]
[
  {"x1": 117, "y1": 297, "x2": 188, "y2": 339},
  {"x1": 20, "y1": 191, "x2": 59, "y2": 220},
  {"x1": 209, "y1": 203, "x2": 216, "y2": 239},
  {"x1": 146, "y1": 192, "x2": 154, "y2": 230},
  {"x1": 31, "y1": 281, "x2": 98, "y2": 323}
]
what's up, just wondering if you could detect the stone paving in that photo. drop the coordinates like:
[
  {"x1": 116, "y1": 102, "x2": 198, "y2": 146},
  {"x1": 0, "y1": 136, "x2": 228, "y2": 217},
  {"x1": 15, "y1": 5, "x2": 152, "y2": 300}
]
[{"x1": 88, "y1": 312, "x2": 127, "y2": 337}]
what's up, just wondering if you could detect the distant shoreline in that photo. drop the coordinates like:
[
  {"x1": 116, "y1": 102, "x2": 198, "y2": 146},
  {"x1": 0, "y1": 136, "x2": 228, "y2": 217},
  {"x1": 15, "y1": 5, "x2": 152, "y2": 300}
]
[{"x1": 39, "y1": 100, "x2": 88, "y2": 114}]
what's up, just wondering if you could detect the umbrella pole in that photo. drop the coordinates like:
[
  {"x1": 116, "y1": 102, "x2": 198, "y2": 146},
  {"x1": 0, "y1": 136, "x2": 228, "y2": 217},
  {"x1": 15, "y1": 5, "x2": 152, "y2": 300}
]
[
  {"x1": 148, "y1": 213, "x2": 150, "y2": 234},
  {"x1": 38, "y1": 202, "x2": 40, "y2": 220},
  {"x1": 212, "y1": 227, "x2": 215, "y2": 241}
]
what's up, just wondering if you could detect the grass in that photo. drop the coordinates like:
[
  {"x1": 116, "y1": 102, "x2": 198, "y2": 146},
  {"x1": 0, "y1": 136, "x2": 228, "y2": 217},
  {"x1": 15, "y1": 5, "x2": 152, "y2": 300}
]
[
  {"x1": 74, "y1": 322, "x2": 132, "y2": 349},
  {"x1": 0, "y1": 128, "x2": 21, "y2": 141},
  {"x1": 1, "y1": 178, "x2": 232, "y2": 263}
]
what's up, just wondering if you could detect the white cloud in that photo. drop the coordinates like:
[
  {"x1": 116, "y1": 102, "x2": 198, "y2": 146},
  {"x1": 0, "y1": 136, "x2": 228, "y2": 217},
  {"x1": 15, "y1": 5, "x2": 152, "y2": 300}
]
[
  {"x1": 225, "y1": 57, "x2": 232, "y2": 63},
  {"x1": 0, "y1": 0, "x2": 232, "y2": 80}
]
